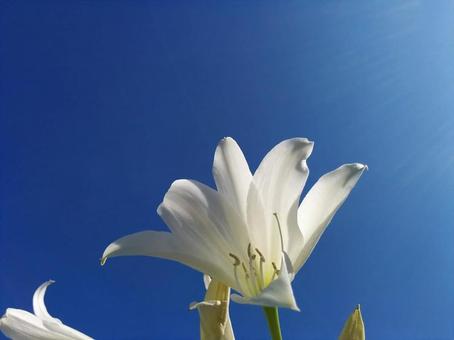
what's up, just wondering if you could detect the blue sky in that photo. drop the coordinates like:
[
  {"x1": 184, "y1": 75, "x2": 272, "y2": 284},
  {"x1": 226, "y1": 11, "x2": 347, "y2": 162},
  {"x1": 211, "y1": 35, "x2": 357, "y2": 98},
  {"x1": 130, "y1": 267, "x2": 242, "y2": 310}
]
[{"x1": 1, "y1": 1, "x2": 454, "y2": 339}]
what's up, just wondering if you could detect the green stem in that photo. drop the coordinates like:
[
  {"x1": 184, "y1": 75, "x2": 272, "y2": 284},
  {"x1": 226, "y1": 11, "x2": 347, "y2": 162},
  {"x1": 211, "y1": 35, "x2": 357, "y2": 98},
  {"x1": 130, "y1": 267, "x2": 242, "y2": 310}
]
[{"x1": 263, "y1": 307, "x2": 283, "y2": 340}]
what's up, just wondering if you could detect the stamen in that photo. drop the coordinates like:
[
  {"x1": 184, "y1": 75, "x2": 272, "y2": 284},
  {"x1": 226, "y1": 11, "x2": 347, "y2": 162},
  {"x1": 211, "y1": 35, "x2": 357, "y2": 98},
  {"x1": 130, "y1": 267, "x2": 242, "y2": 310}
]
[
  {"x1": 249, "y1": 265, "x2": 261, "y2": 295},
  {"x1": 247, "y1": 243, "x2": 256, "y2": 260},
  {"x1": 255, "y1": 248, "x2": 266, "y2": 262},
  {"x1": 252, "y1": 247, "x2": 266, "y2": 289},
  {"x1": 230, "y1": 252, "x2": 254, "y2": 296},
  {"x1": 242, "y1": 261, "x2": 260, "y2": 296},
  {"x1": 272, "y1": 262, "x2": 280, "y2": 275},
  {"x1": 232, "y1": 264, "x2": 243, "y2": 295},
  {"x1": 241, "y1": 262, "x2": 249, "y2": 279},
  {"x1": 273, "y1": 212, "x2": 284, "y2": 252},
  {"x1": 231, "y1": 255, "x2": 249, "y2": 295},
  {"x1": 229, "y1": 253, "x2": 241, "y2": 266}
]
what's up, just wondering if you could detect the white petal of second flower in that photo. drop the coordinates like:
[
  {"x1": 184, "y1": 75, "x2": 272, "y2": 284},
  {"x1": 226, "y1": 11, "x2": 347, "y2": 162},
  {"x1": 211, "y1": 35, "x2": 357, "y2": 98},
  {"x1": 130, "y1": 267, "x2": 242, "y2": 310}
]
[
  {"x1": 42, "y1": 321, "x2": 93, "y2": 340},
  {"x1": 2, "y1": 282, "x2": 93, "y2": 340},
  {"x1": 0, "y1": 309, "x2": 68, "y2": 340},
  {"x1": 33, "y1": 280, "x2": 57, "y2": 323}
]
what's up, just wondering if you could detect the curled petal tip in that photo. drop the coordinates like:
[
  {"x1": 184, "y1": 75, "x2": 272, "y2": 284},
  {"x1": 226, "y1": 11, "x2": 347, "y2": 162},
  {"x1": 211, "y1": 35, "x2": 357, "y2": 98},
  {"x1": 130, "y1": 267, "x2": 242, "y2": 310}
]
[
  {"x1": 344, "y1": 163, "x2": 368, "y2": 174},
  {"x1": 101, "y1": 241, "x2": 121, "y2": 265},
  {"x1": 219, "y1": 136, "x2": 235, "y2": 144},
  {"x1": 300, "y1": 137, "x2": 314, "y2": 145},
  {"x1": 358, "y1": 163, "x2": 368, "y2": 171},
  {"x1": 350, "y1": 163, "x2": 367, "y2": 171},
  {"x1": 292, "y1": 137, "x2": 314, "y2": 148},
  {"x1": 156, "y1": 202, "x2": 165, "y2": 216}
]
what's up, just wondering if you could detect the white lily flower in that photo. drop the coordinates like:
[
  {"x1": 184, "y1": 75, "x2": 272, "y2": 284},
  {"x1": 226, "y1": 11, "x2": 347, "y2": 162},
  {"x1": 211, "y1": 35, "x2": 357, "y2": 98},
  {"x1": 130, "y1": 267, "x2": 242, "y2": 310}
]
[
  {"x1": 189, "y1": 275, "x2": 234, "y2": 340},
  {"x1": 0, "y1": 280, "x2": 93, "y2": 340},
  {"x1": 102, "y1": 137, "x2": 366, "y2": 311}
]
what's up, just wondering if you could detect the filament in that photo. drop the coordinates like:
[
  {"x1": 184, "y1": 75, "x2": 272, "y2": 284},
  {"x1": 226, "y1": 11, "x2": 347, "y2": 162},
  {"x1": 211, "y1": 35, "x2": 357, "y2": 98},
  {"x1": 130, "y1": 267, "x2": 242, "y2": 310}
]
[{"x1": 273, "y1": 212, "x2": 284, "y2": 252}]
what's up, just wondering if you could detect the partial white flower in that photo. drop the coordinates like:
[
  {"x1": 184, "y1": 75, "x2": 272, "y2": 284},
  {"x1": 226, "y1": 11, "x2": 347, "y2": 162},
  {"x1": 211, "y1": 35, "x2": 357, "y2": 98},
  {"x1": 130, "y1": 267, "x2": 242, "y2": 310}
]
[
  {"x1": 339, "y1": 305, "x2": 365, "y2": 340},
  {"x1": 189, "y1": 275, "x2": 234, "y2": 340},
  {"x1": 0, "y1": 280, "x2": 93, "y2": 340},
  {"x1": 102, "y1": 137, "x2": 366, "y2": 311}
]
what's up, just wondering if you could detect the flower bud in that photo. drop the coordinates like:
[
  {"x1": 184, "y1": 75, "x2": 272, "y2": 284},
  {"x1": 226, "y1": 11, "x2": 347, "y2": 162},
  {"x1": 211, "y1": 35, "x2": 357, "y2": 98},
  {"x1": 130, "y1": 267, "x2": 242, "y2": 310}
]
[{"x1": 339, "y1": 305, "x2": 365, "y2": 340}]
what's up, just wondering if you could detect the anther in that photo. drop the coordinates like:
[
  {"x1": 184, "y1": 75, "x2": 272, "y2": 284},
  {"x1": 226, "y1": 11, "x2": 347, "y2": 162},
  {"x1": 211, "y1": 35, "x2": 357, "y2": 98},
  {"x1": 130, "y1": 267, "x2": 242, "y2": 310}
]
[
  {"x1": 272, "y1": 262, "x2": 280, "y2": 275},
  {"x1": 229, "y1": 253, "x2": 241, "y2": 266},
  {"x1": 247, "y1": 243, "x2": 256, "y2": 260},
  {"x1": 255, "y1": 248, "x2": 266, "y2": 262}
]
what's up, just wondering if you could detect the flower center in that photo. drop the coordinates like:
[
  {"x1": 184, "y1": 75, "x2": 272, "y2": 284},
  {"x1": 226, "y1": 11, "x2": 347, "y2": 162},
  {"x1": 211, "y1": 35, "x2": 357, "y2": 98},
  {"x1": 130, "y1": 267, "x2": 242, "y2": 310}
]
[{"x1": 228, "y1": 213, "x2": 284, "y2": 297}]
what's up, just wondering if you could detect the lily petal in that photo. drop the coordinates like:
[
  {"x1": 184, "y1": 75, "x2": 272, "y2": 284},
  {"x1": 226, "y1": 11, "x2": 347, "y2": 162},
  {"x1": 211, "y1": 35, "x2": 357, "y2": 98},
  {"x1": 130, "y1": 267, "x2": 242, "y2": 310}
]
[
  {"x1": 294, "y1": 163, "x2": 367, "y2": 273},
  {"x1": 42, "y1": 321, "x2": 93, "y2": 340},
  {"x1": 251, "y1": 138, "x2": 314, "y2": 267},
  {"x1": 33, "y1": 280, "x2": 57, "y2": 323},
  {"x1": 245, "y1": 181, "x2": 280, "y2": 267},
  {"x1": 213, "y1": 137, "x2": 252, "y2": 221},
  {"x1": 0, "y1": 308, "x2": 63, "y2": 340},
  {"x1": 231, "y1": 254, "x2": 299, "y2": 311},
  {"x1": 161, "y1": 180, "x2": 234, "y2": 252},
  {"x1": 1, "y1": 307, "x2": 91, "y2": 340},
  {"x1": 31, "y1": 281, "x2": 91, "y2": 339},
  {"x1": 103, "y1": 230, "x2": 185, "y2": 260},
  {"x1": 157, "y1": 179, "x2": 253, "y2": 288},
  {"x1": 103, "y1": 230, "x2": 236, "y2": 289}
]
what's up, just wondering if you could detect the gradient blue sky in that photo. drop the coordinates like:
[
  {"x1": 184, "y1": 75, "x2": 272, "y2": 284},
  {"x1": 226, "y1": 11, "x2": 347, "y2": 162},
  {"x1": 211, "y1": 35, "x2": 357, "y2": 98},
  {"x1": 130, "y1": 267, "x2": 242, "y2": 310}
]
[{"x1": 1, "y1": 1, "x2": 454, "y2": 339}]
